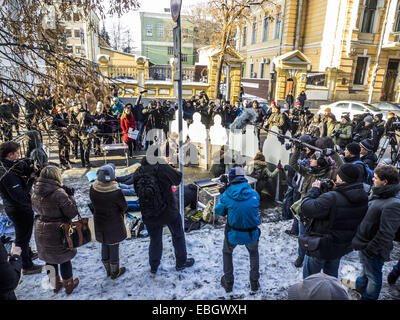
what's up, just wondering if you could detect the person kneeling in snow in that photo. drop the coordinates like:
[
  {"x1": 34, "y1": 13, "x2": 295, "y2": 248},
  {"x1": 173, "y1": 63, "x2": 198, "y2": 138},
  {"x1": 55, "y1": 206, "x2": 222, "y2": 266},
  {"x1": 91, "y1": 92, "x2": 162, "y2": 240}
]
[{"x1": 215, "y1": 166, "x2": 261, "y2": 293}]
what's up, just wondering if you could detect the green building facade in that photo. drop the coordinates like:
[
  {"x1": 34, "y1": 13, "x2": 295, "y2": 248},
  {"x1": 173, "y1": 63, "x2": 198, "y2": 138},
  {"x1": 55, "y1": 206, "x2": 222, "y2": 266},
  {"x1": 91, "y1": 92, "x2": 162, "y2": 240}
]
[{"x1": 140, "y1": 12, "x2": 198, "y2": 66}]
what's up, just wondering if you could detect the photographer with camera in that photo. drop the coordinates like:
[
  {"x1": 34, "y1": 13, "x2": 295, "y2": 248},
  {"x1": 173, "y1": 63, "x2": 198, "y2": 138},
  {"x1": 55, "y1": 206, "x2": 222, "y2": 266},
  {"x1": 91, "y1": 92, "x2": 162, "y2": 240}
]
[
  {"x1": 0, "y1": 141, "x2": 43, "y2": 275},
  {"x1": 332, "y1": 115, "x2": 353, "y2": 150},
  {"x1": 288, "y1": 137, "x2": 343, "y2": 268},
  {"x1": 353, "y1": 115, "x2": 379, "y2": 150},
  {"x1": 299, "y1": 163, "x2": 368, "y2": 279},
  {"x1": 215, "y1": 166, "x2": 261, "y2": 293},
  {"x1": 0, "y1": 237, "x2": 22, "y2": 300},
  {"x1": 76, "y1": 104, "x2": 95, "y2": 168}
]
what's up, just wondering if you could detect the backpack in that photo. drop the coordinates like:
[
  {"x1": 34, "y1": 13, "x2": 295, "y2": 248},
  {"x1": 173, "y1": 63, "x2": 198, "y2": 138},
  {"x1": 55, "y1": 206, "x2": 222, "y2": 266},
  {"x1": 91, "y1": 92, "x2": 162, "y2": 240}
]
[
  {"x1": 134, "y1": 164, "x2": 167, "y2": 221},
  {"x1": 352, "y1": 160, "x2": 374, "y2": 186},
  {"x1": 184, "y1": 209, "x2": 202, "y2": 233}
]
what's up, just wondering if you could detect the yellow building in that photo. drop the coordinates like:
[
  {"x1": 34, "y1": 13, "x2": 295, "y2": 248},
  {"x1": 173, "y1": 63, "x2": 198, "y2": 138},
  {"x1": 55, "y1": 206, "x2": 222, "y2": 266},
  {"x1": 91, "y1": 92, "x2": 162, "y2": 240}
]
[{"x1": 238, "y1": 0, "x2": 400, "y2": 104}]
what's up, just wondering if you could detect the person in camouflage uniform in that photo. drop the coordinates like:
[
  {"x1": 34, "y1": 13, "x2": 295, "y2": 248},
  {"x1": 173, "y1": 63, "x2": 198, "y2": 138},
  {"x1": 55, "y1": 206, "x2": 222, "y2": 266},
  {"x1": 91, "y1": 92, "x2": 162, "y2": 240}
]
[
  {"x1": 332, "y1": 115, "x2": 353, "y2": 150},
  {"x1": 52, "y1": 104, "x2": 72, "y2": 170},
  {"x1": 264, "y1": 102, "x2": 284, "y2": 134},
  {"x1": 76, "y1": 105, "x2": 95, "y2": 168},
  {"x1": 306, "y1": 114, "x2": 324, "y2": 138}
]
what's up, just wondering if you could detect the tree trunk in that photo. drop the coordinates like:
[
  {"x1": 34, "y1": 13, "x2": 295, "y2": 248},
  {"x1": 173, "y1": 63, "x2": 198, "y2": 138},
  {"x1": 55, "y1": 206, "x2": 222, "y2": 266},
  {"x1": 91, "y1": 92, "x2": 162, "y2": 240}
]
[{"x1": 214, "y1": 54, "x2": 224, "y2": 100}]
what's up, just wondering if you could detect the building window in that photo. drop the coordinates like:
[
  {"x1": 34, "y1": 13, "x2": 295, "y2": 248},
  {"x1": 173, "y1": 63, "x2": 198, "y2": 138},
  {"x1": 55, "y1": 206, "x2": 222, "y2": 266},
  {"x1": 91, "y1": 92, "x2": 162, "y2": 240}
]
[
  {"x1": 66, "y1": 45, "x2": 73, "y2": 53},
  {"x1": 65, "y1": 29, "x2": 72, "y2": 38},
  {"x1": 183, "y1": 28, "x2": 189, "y2": 39},
  {"x1": 274, "y1": 18, "x2": 282, "y2": 40},
  {"x1": 241, "y1": 63, "x2": 246, "y2": 78},
  {"x1": 168, "y1": 46, "x2": 174, "y2": 55},
  {"x1": 242, "y1": 25, "x2": 247, "y2": 47},
  {"x1": 74, "y1": 29, "x2": 81, "y2": 38},
  {"x1": 251, "y1": 20, "x2": 257, "y2": 44},
  {"x1": 262, "y1": 16, "x2": 269, "y2": 42},
  {"x1": 260, "y1": 61, "x2": 265, "y2": 78},
  {"x1": 353, "y1": 57, "x2": 369, "y2": 85},
  {"x1": 157, "y1": 23, "x2": 163, "y2": 37},
  {"x1": 73, "y1": 12, "x2": 80, "y2": 22},
  {"x1": 65, "y1": 12, "x2": 72, "y2": 21},
  {"x1": 249, "y1": 63, "x2": 254, "y2": 78},
  {"x1": 361, "y1": 0, "x2": 377, "y2": 33},
  {"x1": 146, "y1": 24, "x2": 153, "y2": 36},
  {"x1": 394, "y1": 1, "x2": 400, "y2": 32},
  {"x1": 182, "y1": 54, "x2": 188, "y2": 62}
]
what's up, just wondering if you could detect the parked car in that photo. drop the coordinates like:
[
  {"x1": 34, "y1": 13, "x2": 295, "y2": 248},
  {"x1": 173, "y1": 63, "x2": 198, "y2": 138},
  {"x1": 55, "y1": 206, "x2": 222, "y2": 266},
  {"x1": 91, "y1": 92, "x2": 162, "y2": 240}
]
[
  {"x1": 371, "y1": 102, "x2": 400, "y2": 118},
  {"x1": 317, "y1": 100, "x2": 383, "y2": 120}
]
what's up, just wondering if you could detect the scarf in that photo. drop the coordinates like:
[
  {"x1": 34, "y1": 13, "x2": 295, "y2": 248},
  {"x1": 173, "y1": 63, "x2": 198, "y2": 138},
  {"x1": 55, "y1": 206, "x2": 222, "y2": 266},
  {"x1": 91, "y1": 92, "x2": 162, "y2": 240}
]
[
  {"x1": 92, "y1": 180, "x2": 120, "y2": 193},
  {"x1": 371, "y1": 183, "x2": 400, "y2": 199}
]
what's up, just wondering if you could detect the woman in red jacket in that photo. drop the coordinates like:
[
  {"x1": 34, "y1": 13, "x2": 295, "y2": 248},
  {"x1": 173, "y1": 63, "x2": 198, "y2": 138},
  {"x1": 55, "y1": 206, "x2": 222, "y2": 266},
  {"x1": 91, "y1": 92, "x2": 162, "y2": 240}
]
[{"x1": 120, "y1": 106, "x2": 136, "y2": 157}]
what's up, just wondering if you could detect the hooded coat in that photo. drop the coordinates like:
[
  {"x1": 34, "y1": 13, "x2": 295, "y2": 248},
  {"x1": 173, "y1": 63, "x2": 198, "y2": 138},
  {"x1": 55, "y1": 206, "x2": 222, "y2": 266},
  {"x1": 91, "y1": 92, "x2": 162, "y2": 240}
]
[
  {"x1": 215, "y1": 181, "x2": 261, "y2": 245},
  {"x1": 32, "y1": 177, "x2": 79, "y2": 264},
  {"x1": 89, "y1": 181, "x2": 127, "y2": 244},
  {"x1": 352, "y1": 183, "x2": 400, "y2": 262},
  {"x1": 301, "y1": 182, "x2": 368, "y2": 260}
]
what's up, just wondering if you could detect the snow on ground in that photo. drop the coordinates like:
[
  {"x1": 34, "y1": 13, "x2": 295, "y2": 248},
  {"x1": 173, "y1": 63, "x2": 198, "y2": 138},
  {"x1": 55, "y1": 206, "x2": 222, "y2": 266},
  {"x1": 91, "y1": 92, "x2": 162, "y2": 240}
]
[{"x1": 13, "y1": 175, "x2": 400, "y2": 300}]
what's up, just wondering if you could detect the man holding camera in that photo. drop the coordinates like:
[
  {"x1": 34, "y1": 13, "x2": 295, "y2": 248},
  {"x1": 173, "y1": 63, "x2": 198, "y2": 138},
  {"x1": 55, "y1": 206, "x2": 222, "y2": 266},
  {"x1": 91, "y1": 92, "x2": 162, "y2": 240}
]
[
  {"x1": 0, "y1": 237, "x2": 22, "y2": 300},
  {"x1": 0, "y1": 142, "x2": 42, "y2": 275},
  {"x1": 332, "y1": 115, "x2": 353, "y2": 150},
  {"x1": 300, "y1": 163, "x2": 368, "y2": 279},
  {"x1": 215, "y1": 166, "x2": 261, "y2": 293}
]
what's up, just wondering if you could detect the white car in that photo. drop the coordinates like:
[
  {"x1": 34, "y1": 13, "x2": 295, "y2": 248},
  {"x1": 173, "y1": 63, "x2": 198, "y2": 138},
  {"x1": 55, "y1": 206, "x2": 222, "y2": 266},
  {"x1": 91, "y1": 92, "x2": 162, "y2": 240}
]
[{"x1": 317, "y1": 101, "x2": 384, "y2": 120}]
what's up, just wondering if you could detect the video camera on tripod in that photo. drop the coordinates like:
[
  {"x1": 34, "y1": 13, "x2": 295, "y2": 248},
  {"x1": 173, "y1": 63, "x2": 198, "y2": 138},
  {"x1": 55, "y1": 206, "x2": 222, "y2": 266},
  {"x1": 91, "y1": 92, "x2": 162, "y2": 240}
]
[{"x1": 266, "y1": 129, "x2": 323, "y2": 153}]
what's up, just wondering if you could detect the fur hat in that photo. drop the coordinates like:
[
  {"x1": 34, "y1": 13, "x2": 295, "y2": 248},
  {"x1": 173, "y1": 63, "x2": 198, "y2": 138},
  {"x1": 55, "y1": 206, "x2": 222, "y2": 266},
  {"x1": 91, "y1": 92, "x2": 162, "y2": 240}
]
[
  {"x1": 254, "y1": 151, "x2": 266, "y2": 162},
  {"x1": 324, "y1": 107, "x2": 331, "y2": 113}
]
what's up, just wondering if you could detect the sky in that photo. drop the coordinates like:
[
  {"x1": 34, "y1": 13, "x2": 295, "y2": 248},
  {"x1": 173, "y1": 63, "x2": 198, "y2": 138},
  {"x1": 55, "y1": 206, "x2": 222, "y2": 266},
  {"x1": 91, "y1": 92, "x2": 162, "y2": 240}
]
[{"x1": 102, "y1": 0, "x2": 206, "y2": 52}]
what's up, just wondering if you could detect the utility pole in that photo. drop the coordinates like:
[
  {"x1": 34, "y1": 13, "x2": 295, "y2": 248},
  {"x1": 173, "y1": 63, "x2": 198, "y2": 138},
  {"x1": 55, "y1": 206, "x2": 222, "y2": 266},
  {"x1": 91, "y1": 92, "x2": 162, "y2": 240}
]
[
  {"x1": 368, "y1": 0, "x2": 391, "y2": 104},
  {"x1": 171, "y1": 0, "x2": 184, "y2": 224}
]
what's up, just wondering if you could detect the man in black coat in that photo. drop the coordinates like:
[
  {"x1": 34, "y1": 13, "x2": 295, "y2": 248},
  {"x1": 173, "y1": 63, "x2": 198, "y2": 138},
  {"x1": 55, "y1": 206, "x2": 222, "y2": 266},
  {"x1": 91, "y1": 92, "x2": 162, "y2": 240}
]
[
  {"x1": 300, "y1": 163, "x2": 368, "y2": 279},
  {"x1": 52, "y1": 104, "x2": 72, "y2": 169},
  {"x1": 133, "y1": 156, "x2": 195, "y2": 274},
  {"x1": 0, "y1": 240, "x2": 22, "y2": 300},
  {"x1": 0, "y1": 142, "x2": 42, "y2": 275},
  {"x1": 350, "y1": 164, "x2": 400, "y2": 300},
  {"x1": 343, "y1": 142, "x2": 367, "y2": 184},
  {"x1": 360, "y1": 139, "x2": 378, "y2": 170}
]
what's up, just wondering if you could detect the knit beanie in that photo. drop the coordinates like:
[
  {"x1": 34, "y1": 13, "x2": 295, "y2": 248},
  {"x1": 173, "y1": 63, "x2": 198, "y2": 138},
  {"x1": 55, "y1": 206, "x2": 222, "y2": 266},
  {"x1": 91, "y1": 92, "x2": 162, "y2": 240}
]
[
  {"x1": 228, "y1": 166, "x2": 246, "y2": 183},
  {"x1": 346, "y1": 142, "x2": 361, "y2": 156},
  {"x1": 337, "y1": 163, "x2": 359, "y2": 183},
  {"x1": 364, "y1": 115, "x2": 373, "y2": 123},
  {"x1": 341, "y1": 115, "x2": 350, "y2": 123},
  {"x1": 96, "y1": 163, "x2": 116, "y2": 183},
  {"x1": 360, "y1": 139, "x2": 374, "y2": 152}
]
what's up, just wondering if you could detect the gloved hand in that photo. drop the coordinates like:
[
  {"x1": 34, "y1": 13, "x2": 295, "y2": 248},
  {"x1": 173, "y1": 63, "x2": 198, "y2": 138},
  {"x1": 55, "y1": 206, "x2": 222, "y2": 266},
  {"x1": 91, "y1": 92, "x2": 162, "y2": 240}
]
[
  {"x1": 0, "y1": 235, "x2": 12, "y2": 244},
  {"x1": 293, "y1": 139, "x2": 302, "y2": 149},
  {"x1": 277, "y1": 161, "x2": 282, "y2": 170},
  {"x1": 323, "y1": 148, "x2": 335, "y2": 156}
]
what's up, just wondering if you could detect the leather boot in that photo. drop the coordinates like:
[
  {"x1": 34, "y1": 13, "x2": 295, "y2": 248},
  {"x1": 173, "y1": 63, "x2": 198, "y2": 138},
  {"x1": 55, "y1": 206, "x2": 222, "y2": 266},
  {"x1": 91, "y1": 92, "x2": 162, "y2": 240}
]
[
  {"x1": 53, "y1": 276, "x2": 63, "y2": 293},
  {"x1": 62, "y1": 277, "x2": 79, "y2": 294},
  {"x1": 102, "y1": 260, "x2": 111, "y2": 277},
  {"x1": 110, "y1": 262, "x2": 126, "y2": 280}
]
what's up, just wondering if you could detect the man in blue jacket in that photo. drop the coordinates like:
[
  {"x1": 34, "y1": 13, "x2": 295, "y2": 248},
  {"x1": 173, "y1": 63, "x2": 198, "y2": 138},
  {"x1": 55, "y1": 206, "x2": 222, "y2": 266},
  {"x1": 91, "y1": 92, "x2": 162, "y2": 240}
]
[{"x1": 215, "y1": 166, "x2": 261, "y2": 293}]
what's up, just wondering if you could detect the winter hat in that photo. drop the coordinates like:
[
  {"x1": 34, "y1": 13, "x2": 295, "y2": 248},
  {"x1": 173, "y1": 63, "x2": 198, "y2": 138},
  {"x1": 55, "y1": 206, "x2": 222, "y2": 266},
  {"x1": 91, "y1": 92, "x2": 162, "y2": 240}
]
[
  {"x1": 295, "y1": 101, "x2": 301, "y2": 106},
  {"x1": 337, "y1": 163, "x2": 359, "y2": 184},
  {"x1": 96, "y1": 163, "x2": 116, "y2": 183},
  {"x1": 341, "y1": 115, "x2": 350, "y2": 123},
  {"x1": 360, "y1": 139, "x2": 374, "y2": 152},
  {"x1": 113, "y1": 97, "x2": 119, "y2": 102},
  {"x1": 270, "y1": 101, "x2": 277, "y2": 106},
  {"x1": 364, "y1": 115, "x2": 373, "y2": 123},
  {"x1": 327, "y1": 113, "x2": 336, "y2": 121},
  {"x1": 346, "y1": 142, "x2": 361, "y2": 156},
  {"x1": 374, "y1": 113, "x2": 383, "y2": 121},
  {"x1": 324, "y1": 107, "x2": 331, "y2": 113},
  {"x1": 288, "y1": 272, "x2": 349, "y2": 300},
  {"x1": 228, "y1": 166, "x2": 246, "y2": 184}
]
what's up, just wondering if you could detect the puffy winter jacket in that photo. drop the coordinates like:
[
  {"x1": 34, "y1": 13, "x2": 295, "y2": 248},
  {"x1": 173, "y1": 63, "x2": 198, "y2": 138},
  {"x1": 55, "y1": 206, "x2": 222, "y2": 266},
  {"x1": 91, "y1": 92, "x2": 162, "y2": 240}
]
[
  {"x1": 352, "y1": 183, "x2": 400, "y2": 261},
  {"x1": 215, "y1": 181, "x2": 261, "y2": 245},
  {"x1": 301, "y1": 182, "x2": 368, "y2": 260},
  {"x1": 111, "y1": 101, "x2": 125, "y2": 117}
]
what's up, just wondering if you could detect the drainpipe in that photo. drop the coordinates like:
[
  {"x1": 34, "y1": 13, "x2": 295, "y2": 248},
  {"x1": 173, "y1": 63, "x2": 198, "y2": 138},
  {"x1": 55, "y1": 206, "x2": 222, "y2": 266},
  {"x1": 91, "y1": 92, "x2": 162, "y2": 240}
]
[
  {"x1": 294, "y1": 0, "x2": 304, "y2": 50},
  {"x1": 368, "y1": 0, "x2": 391, "y2": 104},
  {"x1": 278, "y1": 0, "x2": 287, "y2": 56}
]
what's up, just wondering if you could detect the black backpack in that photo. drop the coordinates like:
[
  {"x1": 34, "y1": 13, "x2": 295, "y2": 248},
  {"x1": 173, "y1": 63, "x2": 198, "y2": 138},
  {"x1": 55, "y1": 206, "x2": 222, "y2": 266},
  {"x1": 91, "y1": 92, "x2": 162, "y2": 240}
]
[{"x1": 134, "y1": 164, "x2": 167, "y2": 220}]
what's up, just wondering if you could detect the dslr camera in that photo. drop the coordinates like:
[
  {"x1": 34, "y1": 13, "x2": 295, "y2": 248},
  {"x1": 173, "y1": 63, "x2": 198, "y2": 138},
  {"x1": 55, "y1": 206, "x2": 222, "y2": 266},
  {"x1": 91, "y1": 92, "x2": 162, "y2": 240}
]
[
  {"x1": 320, "y1": 179, "x2": 335, "y2": 193},
  {"x1": 11, "y1": 158, "x2": 37, "y2": 177},
  {"x1": 330, "y1": 129, "x2": 342, "y2": 138}
]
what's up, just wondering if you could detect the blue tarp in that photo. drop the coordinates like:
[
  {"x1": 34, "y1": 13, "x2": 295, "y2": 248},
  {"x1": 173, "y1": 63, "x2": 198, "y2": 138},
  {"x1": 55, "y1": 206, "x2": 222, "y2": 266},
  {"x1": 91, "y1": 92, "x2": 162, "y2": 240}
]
[{"x1": 0, "y1": 214, "x2": 14, "y2": 237}]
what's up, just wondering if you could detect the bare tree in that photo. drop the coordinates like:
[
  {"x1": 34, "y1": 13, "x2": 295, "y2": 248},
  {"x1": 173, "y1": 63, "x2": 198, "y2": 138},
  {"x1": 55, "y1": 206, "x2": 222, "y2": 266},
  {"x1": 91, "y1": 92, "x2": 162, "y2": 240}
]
[
  {"x1": 0, "y1": 0, "x2": 140, "y2": 116},
  {"x1": 186, "y1": 0, "x2": 280, "y2": 99}
]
